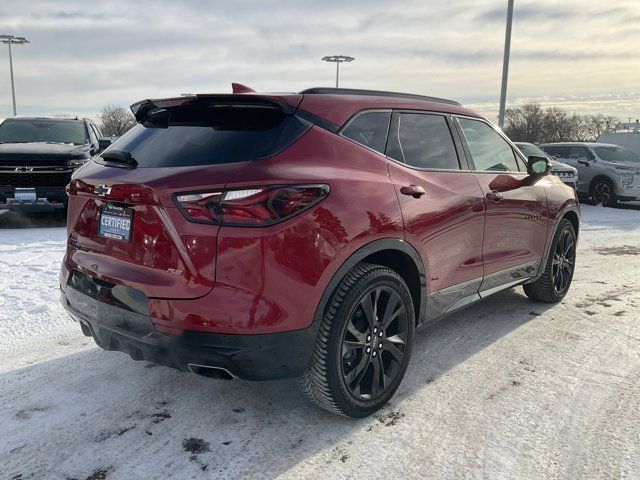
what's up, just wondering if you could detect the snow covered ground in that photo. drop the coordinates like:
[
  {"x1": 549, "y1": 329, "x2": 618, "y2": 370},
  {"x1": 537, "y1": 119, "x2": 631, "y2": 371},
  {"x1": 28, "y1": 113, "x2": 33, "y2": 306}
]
[{"x1": 0, "y1": 205, "x2": 639, "y2": 480}]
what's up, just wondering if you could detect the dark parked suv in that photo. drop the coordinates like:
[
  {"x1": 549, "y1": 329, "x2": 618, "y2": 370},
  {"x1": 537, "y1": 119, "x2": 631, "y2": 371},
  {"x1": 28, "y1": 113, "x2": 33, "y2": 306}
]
[
  {"x1": 0, "y1": 117, "x2": 109, "y2": 211},
  {"x1": 60, "y1": 87, "x2": 580, "y2": 417}
]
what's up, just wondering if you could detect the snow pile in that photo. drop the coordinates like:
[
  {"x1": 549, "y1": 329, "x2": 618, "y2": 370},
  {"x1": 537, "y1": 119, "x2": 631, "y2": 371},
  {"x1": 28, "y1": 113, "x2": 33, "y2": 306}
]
[
  {"x1": 0, "y1": 205, "x2": 639, "y2": 479},
  {"x1": 0, "y1": 226, "x2": 94, "y2": 371}
]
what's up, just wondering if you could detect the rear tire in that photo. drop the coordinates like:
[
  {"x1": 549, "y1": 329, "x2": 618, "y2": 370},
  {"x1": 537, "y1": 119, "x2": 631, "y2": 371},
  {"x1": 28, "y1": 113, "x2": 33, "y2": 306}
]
[
  {"x1": 523, "y1": 219, "x2": 576, "y2": 303},
  {"x1": 298, "y1": 263, "x2": 415, "y2": 418}
]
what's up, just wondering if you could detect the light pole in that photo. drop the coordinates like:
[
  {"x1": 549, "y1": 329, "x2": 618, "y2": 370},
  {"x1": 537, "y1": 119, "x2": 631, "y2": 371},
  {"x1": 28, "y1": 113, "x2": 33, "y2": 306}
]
[
  {"x1": 497, "y1": 0, "x2": 514, "y2": 129},
  {"x1": 1, "y1": 34, "x2": 30, "y2": 116},
  {"x1": 321, "y1": 55, "x2": 355, "y2": 88}
]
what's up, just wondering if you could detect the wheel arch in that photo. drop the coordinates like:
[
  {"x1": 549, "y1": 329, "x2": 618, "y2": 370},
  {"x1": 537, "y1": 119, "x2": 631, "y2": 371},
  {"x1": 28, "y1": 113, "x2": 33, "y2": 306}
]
[
  {"x1": 562, "y1": 209, "x2": 580, "y2": 238},
  {"x1": 529, "y1": 204, "x2": 580, "y2": 283},
  {"x1": 312, "y1": 239, "x2": 427, "y2": 329}
]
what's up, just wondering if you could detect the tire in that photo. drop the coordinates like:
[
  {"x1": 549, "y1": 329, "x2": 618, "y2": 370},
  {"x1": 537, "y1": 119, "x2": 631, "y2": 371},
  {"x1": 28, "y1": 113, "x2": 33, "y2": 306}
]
[
  {"x1": 523, "y1": 219, "x2": 576, "y2": 303},
  {"x1": 589, "y1": 178, "x2": 616, "y2": 207},
  {"x1": 298, "y1": 263, "x2": 415, "y2": 418}
]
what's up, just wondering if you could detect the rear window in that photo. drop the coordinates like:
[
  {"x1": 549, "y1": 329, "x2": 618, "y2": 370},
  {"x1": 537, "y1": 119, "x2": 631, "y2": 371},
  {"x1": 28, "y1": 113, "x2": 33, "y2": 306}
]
[{"x1": 102, "y1": 105, "x2": 309, "y2": 168}]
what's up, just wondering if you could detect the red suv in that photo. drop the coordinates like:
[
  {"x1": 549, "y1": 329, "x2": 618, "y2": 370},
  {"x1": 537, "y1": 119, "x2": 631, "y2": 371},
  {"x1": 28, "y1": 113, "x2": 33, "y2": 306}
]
[{"x1": 61, "y1": 86, "x2": 579, "y2": 417}]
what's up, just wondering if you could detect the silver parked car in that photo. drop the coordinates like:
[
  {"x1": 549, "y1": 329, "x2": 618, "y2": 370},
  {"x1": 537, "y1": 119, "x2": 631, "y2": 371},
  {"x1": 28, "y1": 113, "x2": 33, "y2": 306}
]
[
  {"x1": 540, "y1": 142, "x2": 640, "y2": 206},
  {"x1": 515, "y1": 142, "x2": 578, "y2": 190}
]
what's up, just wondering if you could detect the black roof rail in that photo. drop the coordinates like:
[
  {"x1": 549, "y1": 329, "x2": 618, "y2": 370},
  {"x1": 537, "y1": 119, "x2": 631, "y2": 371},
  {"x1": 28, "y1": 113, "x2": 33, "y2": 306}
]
[{"x1": 299, "y1": 87, "x2": 461, "y2": 106}]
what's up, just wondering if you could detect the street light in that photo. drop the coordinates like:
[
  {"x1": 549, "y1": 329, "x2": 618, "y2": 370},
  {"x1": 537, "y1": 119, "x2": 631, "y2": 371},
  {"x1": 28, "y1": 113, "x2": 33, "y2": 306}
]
[
  {"x1": 321, "y1": 55, "x2": 355, "y2": 88},
  {"x1": 497, "y1": 0, "x2": 514, "y2": 129},
  {"x1": 1, "y1": 34, "x2": 30, "y2": 117}
]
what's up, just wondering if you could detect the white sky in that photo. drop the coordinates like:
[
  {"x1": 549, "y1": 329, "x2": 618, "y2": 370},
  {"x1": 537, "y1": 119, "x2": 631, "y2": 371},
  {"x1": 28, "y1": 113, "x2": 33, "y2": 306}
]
[{"x1": 1, "y1": 0, "x2": 639, "y2": 123}]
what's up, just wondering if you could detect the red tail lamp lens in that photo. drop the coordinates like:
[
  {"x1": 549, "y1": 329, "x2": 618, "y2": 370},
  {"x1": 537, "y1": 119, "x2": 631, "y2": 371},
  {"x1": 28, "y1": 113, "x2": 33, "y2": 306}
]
[
  {"x1": 68, "y1": 179, "x2": 94, "y2": 195},
  {"x1": 175, "y1": 185, "x2": 329, "y2": 226},
  {"x1": 174, "y1": 192, "x2": 222, "y2": 223}
]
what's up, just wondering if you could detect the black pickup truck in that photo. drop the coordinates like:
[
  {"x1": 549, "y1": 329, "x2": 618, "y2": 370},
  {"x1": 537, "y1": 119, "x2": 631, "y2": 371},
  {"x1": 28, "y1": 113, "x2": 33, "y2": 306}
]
[{"x1": 0, "y1": 117, "x2": 111, "y2": 212}]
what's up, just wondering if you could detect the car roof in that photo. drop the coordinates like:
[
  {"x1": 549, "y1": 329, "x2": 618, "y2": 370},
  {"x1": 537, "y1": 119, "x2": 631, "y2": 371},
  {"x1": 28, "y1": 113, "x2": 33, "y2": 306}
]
[
  {"x1": 4, "y1": 116, "x2": 88, "y2": 122},
  {"x1": 132, "y1": 86, "x2": 484, "y2": 131},
  {"x1": 540, "y1": 142, "x2": 619, "y2": 147},
  {"x1": 300, "y1": 88, "x2": 461, "y2": 106},
  {"x1": 298, "y1": 87, "x2": 483, "y2": 128}
]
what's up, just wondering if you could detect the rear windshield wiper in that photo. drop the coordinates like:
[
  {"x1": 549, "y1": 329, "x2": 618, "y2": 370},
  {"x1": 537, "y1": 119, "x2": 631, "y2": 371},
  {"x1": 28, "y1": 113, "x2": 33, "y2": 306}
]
[{"x1": 100, "y1": 150, "x2": 138, "y2": 168}]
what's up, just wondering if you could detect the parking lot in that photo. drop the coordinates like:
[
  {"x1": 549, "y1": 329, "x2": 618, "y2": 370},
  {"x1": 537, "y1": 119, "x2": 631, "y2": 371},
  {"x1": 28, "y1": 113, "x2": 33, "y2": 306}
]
[{"x1": 0, "y1": 204, "x2": 638, "y2": 479}]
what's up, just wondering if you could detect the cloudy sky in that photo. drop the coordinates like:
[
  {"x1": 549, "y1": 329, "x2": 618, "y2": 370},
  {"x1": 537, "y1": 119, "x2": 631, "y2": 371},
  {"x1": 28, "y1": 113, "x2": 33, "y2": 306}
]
[{"x1": 1, "y1": 0, "x2": 639, "y2": 123}]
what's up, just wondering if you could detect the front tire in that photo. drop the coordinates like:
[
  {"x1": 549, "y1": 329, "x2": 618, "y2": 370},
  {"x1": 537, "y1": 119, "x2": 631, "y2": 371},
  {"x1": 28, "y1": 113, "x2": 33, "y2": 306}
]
[
  {"x1": 590, "y1": 178, "x2": 616, "y2": 207},
  {"x1": 523, "y1": 219, "x2": 577, "y2": 303},
  {"x1": 298, "y1": 263, "x2": 415, "y2": 418}
]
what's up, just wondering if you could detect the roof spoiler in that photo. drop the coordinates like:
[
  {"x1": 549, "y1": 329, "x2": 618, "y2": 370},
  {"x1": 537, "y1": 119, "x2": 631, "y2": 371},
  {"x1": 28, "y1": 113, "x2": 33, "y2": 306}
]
[
  {"x1": 130, "y1": 83, "x2": 303, "y2": 122},
  {"x1": 130, "y1": 94, "x2": 299, "y2": 123}
]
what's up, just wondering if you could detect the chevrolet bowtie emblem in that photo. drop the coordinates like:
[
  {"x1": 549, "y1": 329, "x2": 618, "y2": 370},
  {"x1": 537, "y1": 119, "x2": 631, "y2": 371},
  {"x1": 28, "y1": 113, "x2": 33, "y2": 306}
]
[{"x1": 94, "y1": 184, "x2": 112, "y2": 196}]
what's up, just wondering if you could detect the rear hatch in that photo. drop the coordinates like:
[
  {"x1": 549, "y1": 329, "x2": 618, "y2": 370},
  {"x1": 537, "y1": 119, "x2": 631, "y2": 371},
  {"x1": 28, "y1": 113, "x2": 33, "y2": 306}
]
[{"x1": 66, "y1": 93, "x2": 307, "y2": 299}]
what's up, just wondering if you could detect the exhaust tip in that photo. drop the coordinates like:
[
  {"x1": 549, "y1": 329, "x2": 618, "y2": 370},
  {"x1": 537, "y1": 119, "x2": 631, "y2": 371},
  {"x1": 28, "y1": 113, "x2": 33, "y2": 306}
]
[{"x1": 188, "y1": 363, "x2": 236, "y2": 380}]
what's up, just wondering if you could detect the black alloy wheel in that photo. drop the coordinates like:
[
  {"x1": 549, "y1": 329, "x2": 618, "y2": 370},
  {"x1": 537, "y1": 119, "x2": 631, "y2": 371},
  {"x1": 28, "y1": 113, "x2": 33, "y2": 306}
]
[
  {"x1": 591, "y1": 179, "x2": 616, "y2": 207},
  {"x1": 298, "y1": 263, "x2": 415, "y2": 417},
  {"x1": 523, "y1": 219, "x2": 577, "y2": 303},
  {"x1": 551, "y1": 228, "x2": 575, "y2": 294},
  {"x1": 341, "y1": 285, "x2": 409, "y2": 401}
]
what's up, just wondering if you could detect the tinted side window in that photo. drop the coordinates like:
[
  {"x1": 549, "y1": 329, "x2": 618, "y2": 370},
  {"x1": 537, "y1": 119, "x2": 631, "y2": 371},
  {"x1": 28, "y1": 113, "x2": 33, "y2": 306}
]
[
  {"x1": 569, "y1": 146, "x2": 593, "y2": 160},
  {"x1": 458, "y1": 118, "x2": 520, "y2": 172},
  {"x1": 543, "y1": 146, "x2": 570, "y2": 158},
  {"x1": 341, "y1": 111, "x2": 391, "y2": 154},
  {"x1": 387, "y1": 113, "x2": 460, "y2": 170},
  {"x1": 540, "y1": 146, "x2": 555, "y2": 156}
]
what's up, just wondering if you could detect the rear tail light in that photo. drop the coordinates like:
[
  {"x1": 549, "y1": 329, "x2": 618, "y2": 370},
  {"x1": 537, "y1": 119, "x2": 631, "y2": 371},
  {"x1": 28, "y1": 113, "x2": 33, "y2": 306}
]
[
  {"x1": 174, "y1": 184, "x2": 329, "y2": 226},
  {"x1": 68, "y1": 179, "x2": 90, "y2": 195}
]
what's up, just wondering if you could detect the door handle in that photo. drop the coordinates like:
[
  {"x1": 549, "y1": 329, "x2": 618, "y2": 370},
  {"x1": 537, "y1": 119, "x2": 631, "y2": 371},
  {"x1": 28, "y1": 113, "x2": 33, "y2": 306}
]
[
  {"x1": 486, "y1": 191, "x2": 504, "y2": 202},
  {"x1": 400, "y1": 185, "x2": 426, "y2": 199}
]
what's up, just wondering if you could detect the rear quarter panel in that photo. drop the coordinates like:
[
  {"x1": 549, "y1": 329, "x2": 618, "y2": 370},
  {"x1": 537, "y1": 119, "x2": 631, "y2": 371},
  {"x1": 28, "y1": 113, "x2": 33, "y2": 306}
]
[{"x1": 150, "y1": 126, "x2": 407, "y2": 334}]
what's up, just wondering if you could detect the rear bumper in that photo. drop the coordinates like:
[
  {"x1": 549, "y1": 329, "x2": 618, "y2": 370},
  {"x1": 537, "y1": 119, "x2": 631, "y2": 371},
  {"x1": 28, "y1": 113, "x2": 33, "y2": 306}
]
[
  {"x1": 60, "y1": 270, "x2": 319, "y2": 381},
  {"x1": 0, "y1": 187, "x2": 67, "y2": 212}
]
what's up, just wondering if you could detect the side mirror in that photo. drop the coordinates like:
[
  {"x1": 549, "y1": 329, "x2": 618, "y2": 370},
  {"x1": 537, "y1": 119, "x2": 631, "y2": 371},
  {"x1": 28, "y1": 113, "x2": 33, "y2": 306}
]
[
  {"x1": 577, "y1": 158, "x2": 591, "y2": 166},
  {"x1": 98, "y1": 138, "x2": 112, "y2": 152},
  {"x1": 527, "y1": 155, "x2": 552, "y2": 175}
]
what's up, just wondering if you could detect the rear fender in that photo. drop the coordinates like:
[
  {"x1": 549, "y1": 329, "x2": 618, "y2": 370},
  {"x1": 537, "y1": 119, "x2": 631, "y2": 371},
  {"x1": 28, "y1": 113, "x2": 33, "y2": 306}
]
[{"x1": 310, "y1": 238, "x2": 427, "y2": 329}]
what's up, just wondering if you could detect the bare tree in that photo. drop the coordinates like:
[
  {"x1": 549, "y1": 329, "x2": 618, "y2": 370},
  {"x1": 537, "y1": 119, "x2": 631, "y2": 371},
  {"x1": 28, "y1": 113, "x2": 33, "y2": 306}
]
[
  {"x1": 504, "y1": 101, "x2": 619, "y2": 143},
  {"x1": 98, "y1": 105, "x2": 136, "y2": 137},
  {"x1": 583, "y1": 114, "x2": 619, "y2": 140},
  {"x1": 504, "y1": 102, "x2": 546, "y2": 143}
]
